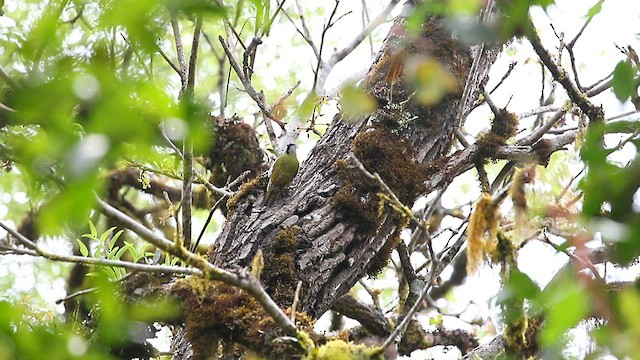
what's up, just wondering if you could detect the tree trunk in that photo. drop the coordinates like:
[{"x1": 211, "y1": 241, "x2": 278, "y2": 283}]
[{"x1": 210, "y1": 11, "x2": 480, "y2": 319}]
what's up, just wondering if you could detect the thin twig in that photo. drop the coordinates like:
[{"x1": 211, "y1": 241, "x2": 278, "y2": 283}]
[
  {"x1": 488, "y1": 61, "x2": 517, "y2": 94},
  {"x1": 290, "y1": 281, "x2": 303, "y2": 323},
  {"x1": 539, "y1": 233, "x2": 603, "y2": 282},
  {"x1": 119, "y1": 34, "x2": 154, "y2": 80},
  {"x1": 0, "y1": 220, "x2": 197, "y2": 276},
  {"x1": 328, "y1": 0, "x2": 400, "y2": 65},
  {"x1": 261, "y1": 0, "x2": 288, "y2": 37},
  {"x1": 555, "y1": 165, "x2": 585, "y2": 202},
  {"x1": 155, "y1": 43, "x2": 181, "y2": 76},
  {"x1": 218, "y1": 36, "x2": 285, "y2": 131},
  {"x1": 517, "y1": 105, "x2": 560, "y2": 119},
  {"x1": 160, "y1": 124, "x2": 184, "y2": 159},
  {"x1": 170, "y1": 12, "x2": 188, "y2": 90},
  {"x1": 519, "y1": 105, "x2": 569, "y2": 146},
  {"x1": 271, "y1": 80, "x2": 301, "y2": 110},
  {"x1": 192, "y1": 195, "x2": 227, "y2": 253},
  {"x1": 565, "y1": 14, "x2": 594, "y2": 91},
  {"x1": 358, "y1": 280, "x2": 382, "y2": 310},
  {"x1": 377, "y1": 260, "x2": 438, "y2": 352},
  {"x1": 311, "y1": 0, "x2": 341, "y2": 93},
  {"x1": 290, "y1": 0, "x2": 320, "y2": 59},
  {"x1": 527, "y1": 21, "x2": 604, "y2": 124}
]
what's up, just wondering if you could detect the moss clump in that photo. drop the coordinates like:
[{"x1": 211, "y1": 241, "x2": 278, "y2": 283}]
[
  {"x1": 333, "y1": 127, "x2": 427, "y2": 276},
  {"x1": 332, "y1": 159, "x2": 380, "y2": 235},
  {"x1": 206, "y1": 115, "x2": 265, "y2": 188},
  {"x1": 352, "y1": 127, "x2": 427, "y2": 204},
  {"x1": 171, "y1": 277, "x2": 314, "y2": 359},
  {"x1": 332, "y1": 127, "x2": 427, "y2": 233},
  {"x1": 492, "y1": 232, "x2": 530, "y2": 357},
  {"x1": 367, "y1": 219, "x2": 407, "y2": 277},
  {"x1": 171, "y1": 278, "x2": 266, "y2": 359},
  {"x1": 466, "y1": 193, "x2": 499, "y2": 275},
  {"x1": 305, "y1": 339, "x2": 384, "y2": 360},
  {"x1": 226, "y1": 175, "x2": 263, "y2": 215},
  {"x1": 476, "y1": 109, "x2": 519, "y2": 160},
  {"x1": 261, "y1": 227, "x2": 302, "y2": 307}
]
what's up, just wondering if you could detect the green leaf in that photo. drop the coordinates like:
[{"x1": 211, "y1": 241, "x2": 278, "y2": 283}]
[
  {"x1": 508, "y1": 269, "x2": 541, "y2": 299},
  {"x1": 76, "y1": 239, "x2": 89, "y2": 257},
  {"x1": 114, "y1": 245, "x2": 128, "y2": 260},
  {"x1": 89, "y1": 220, "x2": 98, "y2": 238},
  {"x1": 339, "y1": 83, "x2": 378, "y2": 123},
  {"x1": 612, "y1": 60, "x2": 637, "y2": 101},
  {"x1": 538, "y1": 273, "x2": 590, "y2": 346},
  {"x1": 113, "y1": 229, "x2": 124, "y2": 243},
  {"x1": 39, "y1": 176, "x2": 102, "y2": 235},
  {"x1": 447, "y1": 0, "x2": 482, "y2": 15},
  {"x1": 103, "y1": 227, "x2": 117, "y2": 248},
  {"x1": 405, "y1": 56, "x2": 459, "y2": 105},
  {"x1": 586, "y1": 0, "x2": 605, "y2": 20},
  {"x1": 108, "y1": 246, "x2": 120, "y2": 259},
  {"x1": 166, "y1": 0, "x2": 225, "y2": 17}
]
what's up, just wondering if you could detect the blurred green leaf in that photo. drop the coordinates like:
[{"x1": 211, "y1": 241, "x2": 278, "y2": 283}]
[
  {"x1": 507, "y1": 269, "x2": 541, "y2": 299},
  {"x1": 339, "y1": 83, "x2": 378, "y2": 123},
  {"x1": 100, "y1": 0, "x2": 163, "y2": 54},
  {"x1": 39, "y1": 175, "x2": 102, "y2": 235},
  {"x1": 538, "y1": 273, "x2": 590, "y2": 347},
  {"x1": 0, "y1": 300, "x2": 115, "y2": 360},
  {"x1": 612, "y1": 60, "x2": 637, "y2": 102},
  {"x1": 166, "y1": 0, "x2": 225, "y2": 17},
  {"x1": 77, "y1": 238, "x2": 89, "y2": 257},
  {"x1": 586, "y1": 0, "x2": 605, "y2": 20},
  {"x1": 447, "y1": 0, "x2": 482, "y2": 15},
  {"x1": 89, "y1": 220, "x2": 98, "y2": 238},
  {"x1": 405, "y1": 56, "x2": 458, "y2": 105}
]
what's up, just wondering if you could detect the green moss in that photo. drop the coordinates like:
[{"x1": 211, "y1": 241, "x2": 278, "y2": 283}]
[
  {"x1": 476, "y1": 109, "x2": 519, "y2": 160},
  {"x1": 351, "y1": 127, "x2": 427, "y2": 204},
  {"x1": 332, "y1": 159, "x2": 380, "y2": 235},
  {"x1": 332, "y1": 127, "x2": 426, "y2": 276},
  {"x1": 367, "y1": 219, "x2": 407, "y2": 277},
  {"x1": 226, "y1": 175, "x2": 263, "y2": 214},
  {"x1": 171, "y1": 278, "x2": 279, "y2": 359},
  {"x1": 491, "y1": 232, "x2": 517, "y2": 280},
  {"x1": 305, "y1": 340, "x2": 384, "y2": 360},
  {"x1": 261, "y1": 227, "x2": 302, "y2": 307},
  {"x1": 492, "y1": 232, "x2": 529, "y2": 356}
]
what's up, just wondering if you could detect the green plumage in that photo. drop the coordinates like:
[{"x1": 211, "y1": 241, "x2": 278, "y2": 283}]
[{"x1": 266, "y1": 144, "x2": 299, "y2": 203}]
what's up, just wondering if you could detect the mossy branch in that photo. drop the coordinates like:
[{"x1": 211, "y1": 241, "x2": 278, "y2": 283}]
[{"x1": 96, "y1": 198, "x2": 299, "y2": 337}]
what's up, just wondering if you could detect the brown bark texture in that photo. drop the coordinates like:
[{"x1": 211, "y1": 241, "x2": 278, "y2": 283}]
[{"x1": 210, "y1": 13, "x2": 478, "y2": 319}]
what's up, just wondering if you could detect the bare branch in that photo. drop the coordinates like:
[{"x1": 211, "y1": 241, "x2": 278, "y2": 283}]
[
  {"x1": 519, "y1": 105, "x2": 569, "y2": 145},
  {"x1": 489, "y1": 61, "x2": 517, "y2": 94},
  {"x1": 271, "y1": 80, "x2": 301, "y2": 110},
  {"x1": 0, "y1": 221, "x2": 198, "y2": 276},
  {"x1": 527, "y1": 21, "x2": 604, "y2": 124},
  {"x1": 518, "y1": 104, "x2": 560, "y2": 119},
  {"x1": 329, "y1": 0, "x2": 400, "y2": 65},
  {"x1": 311, "y1": 0, "x2": 341, "y2": 93},
  {"x1": 218, "y1": 35, "x2": 285, "y2": 135},
  {"x1": 170, "y1": 12, "x2": 188, "y2": 90},
  {"x1": 186, "y1": 15, "x2": 203, "y2": 95},
  {"x1": 155, "y1": 43, "x2": 181, "y2": 77}
]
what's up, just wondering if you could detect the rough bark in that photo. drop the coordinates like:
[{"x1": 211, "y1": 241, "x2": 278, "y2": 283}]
[{"x1": 210, "y1": 12, "x2": 481, "y2": 319}]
